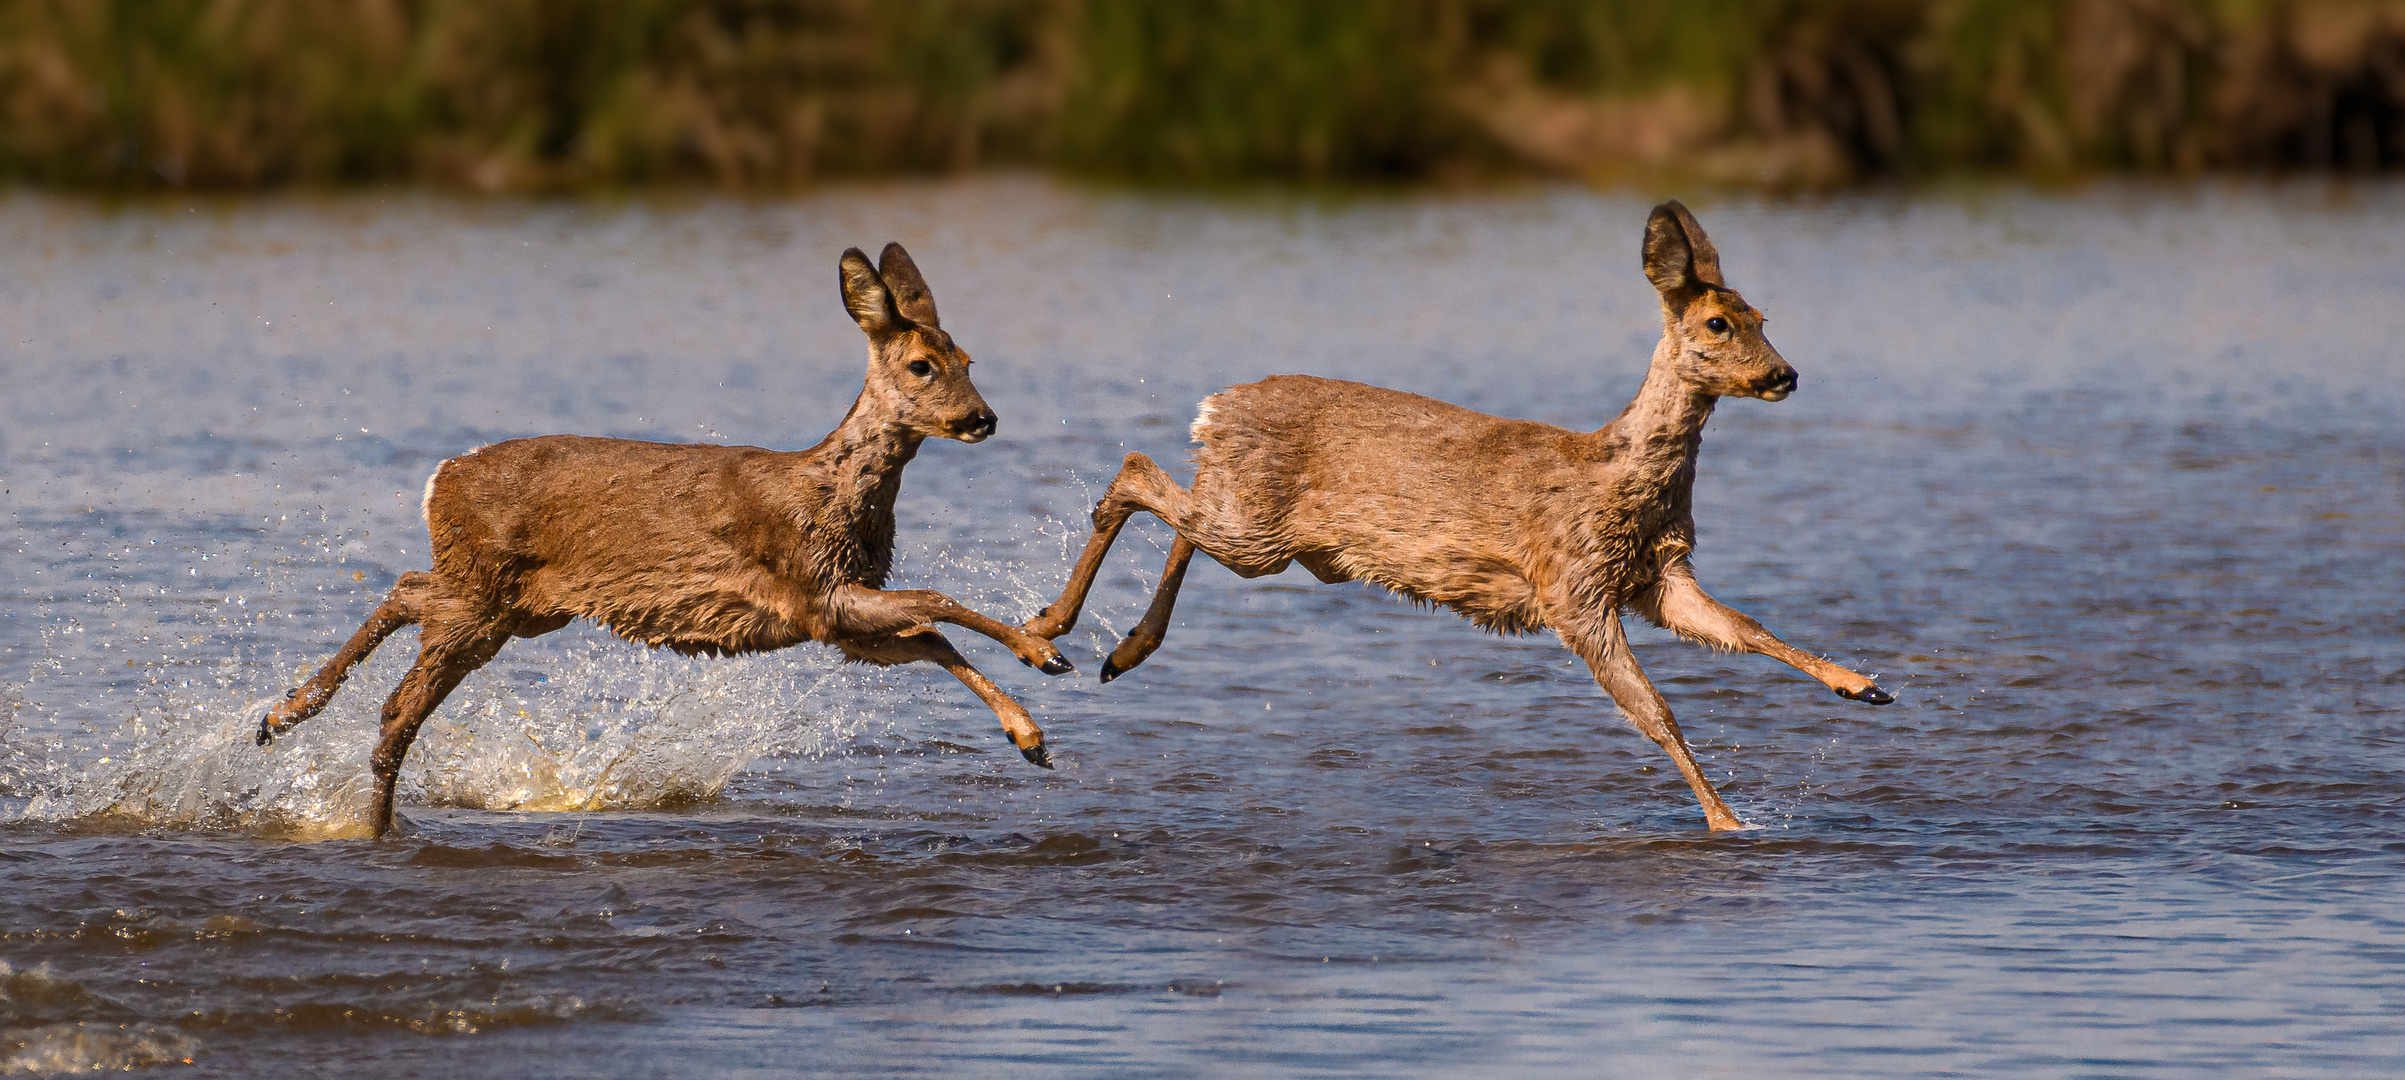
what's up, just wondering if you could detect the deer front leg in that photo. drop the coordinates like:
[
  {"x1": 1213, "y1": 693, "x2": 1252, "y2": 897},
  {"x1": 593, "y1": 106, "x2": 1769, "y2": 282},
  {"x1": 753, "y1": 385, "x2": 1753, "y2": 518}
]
[
  {"x1": 855, "y1": 627, "x2": 1053, "y2": 768},
  {"x1": 1557, "y1": 610, "x2": 1745, "y2": 832},
  {"x1": 830, "y1": 583, "x2": 1072, "y2": 675},
  {"x1": 1635, "y1": 561, "x2": 1894, "y2": 704}
]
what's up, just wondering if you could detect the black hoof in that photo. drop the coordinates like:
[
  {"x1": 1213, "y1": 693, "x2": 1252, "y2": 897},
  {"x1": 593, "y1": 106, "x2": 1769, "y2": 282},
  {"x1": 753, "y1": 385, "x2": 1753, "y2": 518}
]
[
  {"x1": 1098, "y1": 659, "x2": 1123, "y2": 684},
  {"x1": 1038, "y1": 654, "x2": 1074, "y2": 676},
  {"x1": 1840, "y1": 685, "x2": 1895, "y2": 705},
  {"x1": 255, "y1": 718, "x2": 274, "y2": 747},
  {"x1": 1019, "y1": 741, "x2": 1054, "y2": 769}
]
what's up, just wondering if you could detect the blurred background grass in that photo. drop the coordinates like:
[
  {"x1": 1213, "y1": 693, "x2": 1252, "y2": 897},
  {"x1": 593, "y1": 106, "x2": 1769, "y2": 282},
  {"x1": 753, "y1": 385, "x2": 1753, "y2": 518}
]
[{"x1": 2, "y1": 0, "x2": 2401, "y2": 190}]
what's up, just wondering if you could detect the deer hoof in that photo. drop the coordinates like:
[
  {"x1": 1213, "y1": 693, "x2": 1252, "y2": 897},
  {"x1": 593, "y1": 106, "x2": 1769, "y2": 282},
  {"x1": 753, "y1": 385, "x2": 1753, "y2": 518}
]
[
  {"x1": 1098, "y1": 659, "x2": 1124, "y2": 684},
  {"x1": 255, "y1": 716, "x2": 275, "y2": 747},
  {"x1": 1840, "y1": 685, "x2": 1895, "y2": 705},
  {"x1": 1036, "y1": 654, "x2": 1074, "y2": 676},
  {"x1": 1019, "y1": 741, "x2": 1054, "y2": 770}
]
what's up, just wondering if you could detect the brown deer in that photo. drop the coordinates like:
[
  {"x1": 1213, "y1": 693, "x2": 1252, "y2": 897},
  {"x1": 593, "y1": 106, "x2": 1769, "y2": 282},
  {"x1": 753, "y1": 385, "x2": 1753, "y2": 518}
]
[
  {"x1": 1023, "y1": 201, "x2": 1893, "y2": 831},
  {"x1": 258, "y1": 243, "x2": 1073, "y2": 837}
]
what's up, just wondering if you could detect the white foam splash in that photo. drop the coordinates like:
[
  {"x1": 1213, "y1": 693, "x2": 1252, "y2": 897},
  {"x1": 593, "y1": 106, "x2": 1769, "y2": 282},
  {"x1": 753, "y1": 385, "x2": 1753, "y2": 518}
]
[
  {"x1": 0, "y1": 962, "x2": 196, "y2": 1074},
  {"x1": 0, "y1": 1021, "x2": 195, "y2": 1075},
  {"x1": 9, "y1": 624, "x2": 869, "y2": 839}
]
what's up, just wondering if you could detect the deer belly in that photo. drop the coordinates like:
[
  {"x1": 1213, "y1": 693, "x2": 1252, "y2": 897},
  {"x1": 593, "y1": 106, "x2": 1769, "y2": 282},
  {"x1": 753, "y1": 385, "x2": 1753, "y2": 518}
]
[
  {"x1": 1346, "y1": 548, "x2": 1545, "y2": 636},
  {"x1": 1294, "y1": 551, "x2": 1353, "y2": 583},
  {"x1": 521, "y1": 564, "x2": 813, "y2": 656}
]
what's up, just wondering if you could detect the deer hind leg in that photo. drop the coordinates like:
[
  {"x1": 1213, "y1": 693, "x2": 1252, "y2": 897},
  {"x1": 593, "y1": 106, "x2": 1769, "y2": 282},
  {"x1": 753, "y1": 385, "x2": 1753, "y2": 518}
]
[
  {"x1": 365, "y1": 611, "x2": 512, "y2": 838},
  {"x1": 1635, "y1": 562, "x2": 1893, "y2": 704},
  {"x1": 1027, "y1": 452, "x2": 1280, "y2": 682},
  {"x1": 851, "y1": 626, "x2": 1053, "y2": 769},
  {"x1": 259, "y1": 571, "x2": 440, "y2": 746},
  {"x1": 1559, "y1": 610, "x2": 1744, "y2": 832},
  {"x1": 1024, "y1": 452, "x2": 1160, "y2": 640},
  {"x1": 1025, "y1": 451, "x2": 1269, "y2": 637},
  {"x1": 1099, "y1": 537, "x2": 1196, "y2": 683}
]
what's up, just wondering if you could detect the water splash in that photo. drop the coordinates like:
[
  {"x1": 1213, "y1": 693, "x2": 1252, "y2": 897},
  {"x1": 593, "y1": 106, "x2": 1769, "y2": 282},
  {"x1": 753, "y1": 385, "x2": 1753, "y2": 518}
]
[
  {"x1": 0, "y1": 962, "x2": 196, "y2": 1075},
  {"x1": 0, "y1": 1021, "x2": 194, "y2": 1075},
  {"x1": 9, "y1": 624, "x2": 869, "y2": 838}
]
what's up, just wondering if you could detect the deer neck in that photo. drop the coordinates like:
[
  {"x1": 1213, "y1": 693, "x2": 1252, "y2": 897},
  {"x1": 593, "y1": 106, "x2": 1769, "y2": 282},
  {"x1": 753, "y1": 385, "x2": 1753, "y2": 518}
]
[
  {"x1": 1594, "y1": 337, "x2": 1718, "y2": 491},
  {"x1": 816, "y1": 395, "x2": 923, "y2": 516},
  {"x1": 796, "y1": 393, "x2": 925, "y2": 585}
]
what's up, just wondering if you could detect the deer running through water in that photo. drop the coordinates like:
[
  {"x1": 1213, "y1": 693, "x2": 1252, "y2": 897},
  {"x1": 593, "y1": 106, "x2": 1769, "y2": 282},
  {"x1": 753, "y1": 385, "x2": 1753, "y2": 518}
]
[
  {"x1": 1023, "y1": 201, "x2": 1895, "y2": 831},
  {"x1": 259, "y1": 243, "x2": 1073, "y2": 837}
]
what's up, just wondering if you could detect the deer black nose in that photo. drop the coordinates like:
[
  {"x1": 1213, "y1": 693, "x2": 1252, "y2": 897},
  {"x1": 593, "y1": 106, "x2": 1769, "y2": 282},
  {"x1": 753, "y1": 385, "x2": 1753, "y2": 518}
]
[
  {"x1": 955, "y1": 410, "x2": 997, "y2": 439},
  {"x1": 1764, "y1": 369, "x2": 1798, "y2": 395}
]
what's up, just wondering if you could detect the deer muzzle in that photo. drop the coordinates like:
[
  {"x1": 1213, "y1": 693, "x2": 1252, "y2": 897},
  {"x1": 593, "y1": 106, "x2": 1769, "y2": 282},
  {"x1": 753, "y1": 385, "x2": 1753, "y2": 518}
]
[
  {"x1": 1756, "y1": 367, "x2": 1799, "y2": 401},
  {"x1": 951, "y1": 409, "x2": 998, "y2": 442}
]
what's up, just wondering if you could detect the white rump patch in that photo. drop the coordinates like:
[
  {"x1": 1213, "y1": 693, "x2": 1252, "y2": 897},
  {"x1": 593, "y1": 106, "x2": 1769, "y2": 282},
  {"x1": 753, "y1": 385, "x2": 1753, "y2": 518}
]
[
  {"x1": 420, "y1": 443, "x2": 495, "y2": 525},
  {"x1": 1189, "y1": 397, "x2": 1220, "y2": 444},
  {"x1": 420, "y1": 461, "x2": 446, "y2": 526}
]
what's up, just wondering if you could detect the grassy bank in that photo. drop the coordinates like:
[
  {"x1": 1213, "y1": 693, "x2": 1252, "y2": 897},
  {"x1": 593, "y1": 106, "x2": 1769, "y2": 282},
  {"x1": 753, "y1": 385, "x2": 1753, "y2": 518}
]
[{"x1": 3, "y1": 0, "x2": 2402, "y2": 190}]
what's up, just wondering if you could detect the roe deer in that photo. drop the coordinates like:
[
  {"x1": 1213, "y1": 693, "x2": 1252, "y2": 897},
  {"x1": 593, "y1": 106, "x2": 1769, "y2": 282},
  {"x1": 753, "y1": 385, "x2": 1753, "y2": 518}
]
[
  {"x1": 259, "y1": 243, "x2": 1073, "y2": 837},
  {"x1": 1023, "y1": 201, "x2": 1893, "y2": 831}
]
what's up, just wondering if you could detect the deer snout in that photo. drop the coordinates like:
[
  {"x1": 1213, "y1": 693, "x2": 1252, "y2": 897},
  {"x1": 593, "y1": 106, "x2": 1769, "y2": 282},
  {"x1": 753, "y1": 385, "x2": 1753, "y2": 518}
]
[
  {"x1": 951, "y1": 409, "x2": 998, "y2": 442},
  {"x1": 1756, "y1": 366, "x2": 1799, "y2": 401}
]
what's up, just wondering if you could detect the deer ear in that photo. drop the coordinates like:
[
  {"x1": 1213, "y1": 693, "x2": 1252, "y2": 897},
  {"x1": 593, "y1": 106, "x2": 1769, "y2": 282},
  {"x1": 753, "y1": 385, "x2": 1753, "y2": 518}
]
[
  {"x1": 1642, "y1": 200, "x2": 1727, "y2": 298},
  {"x1": 876, "y1": 243, "x2": 939, "y2": 328},
  {"x1": 839, "y1": 247, "x2": 899, "y2": 335}
]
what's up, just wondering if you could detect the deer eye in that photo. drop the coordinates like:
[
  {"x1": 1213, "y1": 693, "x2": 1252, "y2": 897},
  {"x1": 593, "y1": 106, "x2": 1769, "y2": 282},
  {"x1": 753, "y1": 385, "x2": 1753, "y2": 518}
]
[
  {"x1": 907, "y1": 360, "x2": 934, "y2": 377},
  {"x1": 1704, "y1": 316, "x2": 1730, "y2": 334}
]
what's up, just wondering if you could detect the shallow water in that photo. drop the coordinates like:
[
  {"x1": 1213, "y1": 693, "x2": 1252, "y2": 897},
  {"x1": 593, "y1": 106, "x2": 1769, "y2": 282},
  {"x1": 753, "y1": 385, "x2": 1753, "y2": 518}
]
[{"x1": 3, "y1": 178, "x2": 2401, "y2": 1077}]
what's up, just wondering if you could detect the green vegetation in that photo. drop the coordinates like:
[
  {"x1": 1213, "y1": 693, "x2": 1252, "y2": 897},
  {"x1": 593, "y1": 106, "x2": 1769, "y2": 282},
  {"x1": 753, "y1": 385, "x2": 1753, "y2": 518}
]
[{"x1": 2, "y1": 0, "x2": 2400, "y2": 190}]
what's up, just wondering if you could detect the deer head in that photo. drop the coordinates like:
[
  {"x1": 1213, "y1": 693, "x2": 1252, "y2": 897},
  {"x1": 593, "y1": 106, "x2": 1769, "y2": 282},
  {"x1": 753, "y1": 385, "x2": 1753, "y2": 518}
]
[
  {"x1": 840, "y1": 243, "x2": 998, "y2": 442},
  {"x1": 1642, "y1": 201, "x2": 1798, "y2": 402}
]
